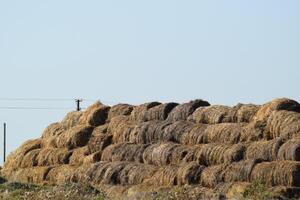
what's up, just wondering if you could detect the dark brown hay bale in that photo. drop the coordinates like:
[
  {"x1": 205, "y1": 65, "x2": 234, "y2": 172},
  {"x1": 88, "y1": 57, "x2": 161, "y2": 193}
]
[
  {"x1": 108, "y1": 115, "x2": 136, "y2": 143},
  {"x1": 167, "y1": 99, "x2": 210, "y2": 122},
  {"x1": 131, "y1": 120, "x2": 173, "y2": 144},
  {"x1": 55, "y1": 125, "x2": 94, "y2": 149},
  {"x1": 107, "y1": 103, "x2": 134, "y2": 121},
  {"x1": 87, "y1": 124, "x2": 112, "y2": 153},
  {"x1": 200, "y1": 159, "x2": 260, "y2": 188},
  {"x1": 204, "y1": 123, "x2": 246, "y2": 144},
  {"x1": 46, "y1": 165, "x2": 77, "y2": 185},
  {"x1": 37, "y1": 148, "x2": 72, "y2": 166},
  {"x1": 229, "y1": 103, "x2": 260, "y2": 123},
  {"x1": 253, "y1": 98, "x2": 300, "y2": 122},
  {"x1": 143, "y1": 102, "x2": 179, "y2": 121},
  {"x1": 184, "y1": 143, "x2": 246, "y2": 166},
  {"x1": 163, "y1": 121, "x2": 195, "y2": 143},
  {"x1": 177, "y1": 162, "x2": 205, "y2": 185},
  {"x1": 180, "y1": 124, "x2": 209, "y2": 145},
  {"x1": 250, "y1": 161, "x2": 300, "y2": 186},
  {"x1": 239, "y1": 121, "x2": 266, "y2": 142},
  {"x1": 266, "y1": 110, "x2": 300, "y2": 139},
  {"x1": 11, "y1": 166, "x2": 52, "y2": 184},
  {"x1": 78, "y1": 101, "x2": 110, "y2": 126},
  {"x1": 101, "y1": 143, "x2": 148, "y2": 163},
  {"x1": 20, "y1": 149, "x2": 40, "y2": 168},
  {"x1": 278, "y1": 138, "x2": 300, "y2": 161},
  {"x1": 130, "y1": 102, "x2": 161, "y2": 123},
  {"x1": 143, "y1": 142, "x2": 181, "y2": 166},
  {"x1": 61, "y1": 111, "x2": 83, "y2": 129},
  {"x1": 188, "y1": 105, "x2": 231, "y2": 124},
  {"x1": 69, "y1": 146, "x2": 90, "y2": 166},
  {"x1": 3, "y1": 139, "x2": 42, "y2": 172},
  {"x1": 245, "y1": 138, "x2": 284, "y2": 161},
  {"x1": 41, "y1": 122, "x2": 65, "y2": 138}
]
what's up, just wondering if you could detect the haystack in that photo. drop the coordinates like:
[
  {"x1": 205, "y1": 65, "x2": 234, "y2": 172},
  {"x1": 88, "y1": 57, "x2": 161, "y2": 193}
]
[
  {"x1": 129, "y1": 102, "x2": 161, "y2": 123},
  {"x1": 188, "y1": 105, "x2": 231, "y2": 124},
  {"x1": 107, "y1": 103, "x2": 134, "y2": 121},
  {"x1": 37, "y1": 148, "x2": 72, "y2": 166},
  {"x1": 278, "y1": 138, "x2": 300, "y2": 161},
  {"x1": 143, "y1": 102, "x2": 178, "y2": 121},
  {"x1": 78, "y1": 101, "x2": 110, "y2": 126}
]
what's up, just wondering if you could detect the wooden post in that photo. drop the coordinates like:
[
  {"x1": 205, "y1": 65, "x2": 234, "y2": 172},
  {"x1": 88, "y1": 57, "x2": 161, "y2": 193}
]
[
  {"x1": 75, "y1": 99, "x2": 82, "y2": 111},
  {"x1": 3, "y1": 123, "x2": 6, "y2": 163}
]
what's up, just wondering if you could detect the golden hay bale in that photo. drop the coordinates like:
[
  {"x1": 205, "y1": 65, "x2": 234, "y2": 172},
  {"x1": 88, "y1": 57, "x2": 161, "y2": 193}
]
[
  {"x1": 143, "y1": 102, "x2": 179, "y2": 121},
  {"x1": 180, "y1": 124, "x2": 209, "y2": 145},
  {"x1": 204, "y1": 123, "x2": 246, "y2": 144},
  {"x1": 55, "y1": 125, "x2": 94, "y2": 149},
  {"x1": 83, "y1": 151, "x2": 102, "y2": 164},
  {"x1": 61, "y1": 111, "x2": 83, "y2": 129},
  {"x1": 107, "y1": 103, "x2": 134, "y2": 121},
  {"x1": 71, "y1": 163, "x2": 93, "y2": 183},
  {"x1": 46, "y1": 165, "x2": 77, "y2": 185},
  {"x1": 245, "y1": 138, "x2": 284, "y2": 161},
  {"x1": 108, "y1": 115, "x2": 136, "y2": 143},
  {"x1": 278, "y1": 138, "x2": 300, "y2": 161},
  {"x1": 41, "y1": 122, "x2": 65, "y2": 138},
  {"x1": 131, "y1": 120, "x2": 172, "y2": 144},
  {"x1": 266, "y1": 110, "x2": 300, "y2": 139},
  {"x1": 10, "y1": 166, "x2": 52, "y2": 184},
  {"x1": 167, "y1": 99, "x2": 210, "y2": 122},
  {"x1": 229, "y1": 103, "x2": 260, "y2": 123},
  {"x1": 3, "y1": 139, "x2": 42, "y2": 171},
  {"x1": 78, "y1": 101, "x2": 110, "y2": 126},
  {"x1": 252, "y1": 98, "x2": 300, "y2": 122},
  {"x1": 250, "y1": 161, "x2": 300, "y2": 187},
  {"x1": 69, "y1": 146, "x2": 90, "y2": 166},
  {"x1": 224, "y1": 182, "x2": 251, "y2": 199},
  {"x1": 147, "y1": 165, "x2": 177, "y2": 186},
  {"x1": 20, "y1": 149, "x2": 40, "y2": 168},
  {"x1": 239, "y1": 121, "x2": 266, "y2": 142},
  {"x1": 188, "y1": 105, "x2": 231, "y2": 124},
  {"x1": 101, "y1": 143, "x2": 148, "y2": 163},
  {"x1": 87, "y1": 124, "x2": 112, "y2": 153},
  {"x1": 200, "y1": 160, "x2": 260, "y2": 188},
  {"x1": 129, "y1": 102, "x2": 161, "y2": 123},
  {"x1": 37, "y1": 148, "x2": 72, "y2": 166},
  {"x1": 282, "y1": 120, "x2": 300, "y2": 139},
  {"x1": 184, "y1": 143, "x2": 246, "y2": 166}
]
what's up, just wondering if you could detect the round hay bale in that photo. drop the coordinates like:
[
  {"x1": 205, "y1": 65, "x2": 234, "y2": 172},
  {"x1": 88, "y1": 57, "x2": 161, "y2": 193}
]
[
  {"x1": 163, "y1": 121, "x2": 195, "y2": 143},
  {"x1": 143, "y1": 102, "x2": 179, "y2": 121},
  {"x1": 101, "y1": 143, "x2": 148, "y2": 163},
  {"x1": 177, "y1": 162, "x2": 205, "y2": 185},
  {"x1": 78, "y1": 101, "x2": 110, "y2": 126},
  {"x1": 245, "y1": 138, "x2": 284, "y2": 161},
  {"x1": 239, "y1": 121, "x2": 266, "y2": 142},
  {"x1": 204, "y1": 123, "x2": 246, "y2": 144},
  {"x1": 46, "y1": 165, "x2": 77, "y2": 185},
  {"x1": 147, "y1": 166, "x2": 178, "y2": 186},
  {"x1": 229, "y1": 103, "x2": 260, "y2": 123},
  {"x1": 108, "y1": 115, "x2": 136, "y2": 144},
  {"x1": 69, "y1": 146, "x2": 90, "y2": 166},
  {"x1": 11, "y1": 166, "x2": 52, "y2": 184},
  {"x1": 188, "y1": 105, "x2": 231, "y2": 124},
  {"x1": 185, "y1": 143, "x2": 246, "y2": 166},
  {"x1": 41, "y1": 122, "x2": 65, "y2": 138},
  {"x1": 266, "y1": 110, "x2": 300, "y2": 139},
  {"x1": 253, "y1": 98, "x2": 300, "y2": 122},
  {"x1": 3, "y1": 139, "x2": 42, "y2": 171},
  {"x1": 37, "y1": 148, "x2": 72, "y2": 166},
  {"x1": 282, "y1": 120, "x2": 300, "y2": 139},
  {"x1": 130, "y1": 102, "x2": 161, "y2": 123},
  {"x1": 83, "y1": 151, "x2": 102, "y2": 164},
  {"x1": 87, "y1": 124, "x2": 112, "y2": 153},
  {"x1": 61, "y1": 111, "x2": 83, "y2": 129},
  {"x1": 107, "y1": 103, "x2": 134, "y2": 121},
  {"x1": 200, "y1": 159, "x2": 260, "y2": 188},
  {"x1": 250, "y1": 161, "x2": 300, "y2": 187},
  {"x1": 20, "y1": 149, "x2": 40, "y2": 168},
  {"x1": 167, "y1": 99, "x2": 210, "y2": 122},
  {"x1": 278, "y1": 138, "x2": 300, "y2": 161},
  {"x1": 180, "y1": 124, "x2": 209, "y2": 145},
  {"x1": 55, "y1": 125, "x2": 94, "y2": 150}
]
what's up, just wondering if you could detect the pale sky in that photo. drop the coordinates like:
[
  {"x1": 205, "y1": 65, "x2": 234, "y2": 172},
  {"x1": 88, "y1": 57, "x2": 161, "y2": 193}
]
[{"x1": 0, "y1": 0, "x2": 299, "y2": 164}]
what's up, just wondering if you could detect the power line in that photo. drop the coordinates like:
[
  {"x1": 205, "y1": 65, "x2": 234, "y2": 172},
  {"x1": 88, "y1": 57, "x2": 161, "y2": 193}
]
[
  {"x1": 0, "y1": 98, "x2": 94, "y2": 101},
  {"x1": 0, "y1": 107, "x2": 75, "y2": 110}
]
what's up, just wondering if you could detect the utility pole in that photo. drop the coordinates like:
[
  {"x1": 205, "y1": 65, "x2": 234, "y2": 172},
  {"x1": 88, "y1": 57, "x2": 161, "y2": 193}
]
[
  {"x1": 3, "y1": 123, "x2": 6, "y2": 163},
  {"x1": 75, "y1": 99, "x2": 83, "y2": 111}
]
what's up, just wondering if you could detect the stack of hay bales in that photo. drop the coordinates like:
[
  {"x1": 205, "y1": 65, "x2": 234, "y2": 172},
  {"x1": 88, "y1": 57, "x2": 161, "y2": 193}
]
[{"x1": 2, "y1": 98, "x2": 300, "y2": 199}]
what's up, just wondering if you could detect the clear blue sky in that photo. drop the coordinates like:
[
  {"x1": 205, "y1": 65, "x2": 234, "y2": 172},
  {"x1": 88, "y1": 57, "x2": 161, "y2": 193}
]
[{"x1": 0, "y1": 0, "x2": 299, "y2": 163}]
